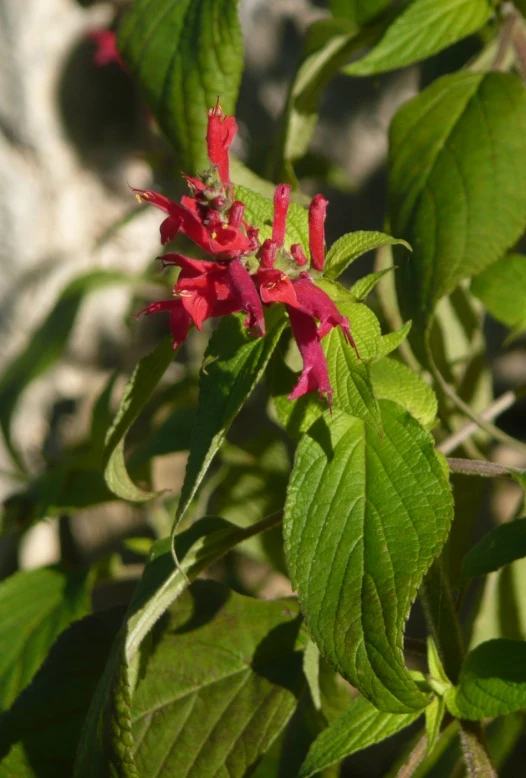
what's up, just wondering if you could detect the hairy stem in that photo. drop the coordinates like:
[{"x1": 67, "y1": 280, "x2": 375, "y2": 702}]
[{"x1": 446, "y1": 458, "x2": 520, "y2": 480}]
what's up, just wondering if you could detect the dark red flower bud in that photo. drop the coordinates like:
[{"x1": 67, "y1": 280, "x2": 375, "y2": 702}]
[
  {"x1": 259, "y1": 239, "x2": 278, "y2": 269},
  {"x1": 229, "y1": 201, "x2": 245, "y2": 227},
  {"x1": 291, "y1": 243, "x2": 308, "y2": 267}
]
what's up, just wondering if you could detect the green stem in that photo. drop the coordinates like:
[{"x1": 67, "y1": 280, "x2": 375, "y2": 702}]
[{"x1": 420, "y1": 562, "x2": 497, "y2": 777}]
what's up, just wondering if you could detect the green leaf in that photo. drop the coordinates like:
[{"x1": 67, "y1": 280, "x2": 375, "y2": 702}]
[
  {"x1": 370, "y1": 357, "x2": 437, "y2": 429},
  {"x1": 75, "y1": 513, "x2": 284, "y2": 776},
  {"x1": 390, "y1": 72, "x2": 526, "y2": 351},
  {"x1": 350, "y1": 267, "x2": 395, "y2": 302},
  {"x1": 462, "y1": 518, "x2": 526, "y2": 578},
  {"x1": 234, "y1": 184, "x2": 309, "y2": 250},
  {"x1": 425, "y1": 697, "x2": 446, "y2": 757},
  {"x1": 324, "y1": 231, "x2": 410, "y2": 281},
  {"x1": 303, "y1": 640, "x2": 322, "y2": 712},
  {"x1": 131, "y1": 580, "x2": 306, "y2": 776},
  {"x1": 330, "y1": 0, "x2": 391, "y2": 26},
  {"x1": 376, "y1": 320, "x2": 412, "y2": 358},
  {"x1": 0, "y1": 608, "x2": 123, "y2": 778},
  {"x1": 298, "y1": 694, "x2": 421, "y2": 778},
  {"x1": 323, "y1": 327, "x2": 383, "y2": 433},
  {"x1": 284, "y1": 400, "x2": 453, "y2": 712},
  {"x1": 471, "y1": 253, "x2": 526, "y2": 336},
  {"x1": 103, "y1": 337, "x2": 174, "y2": 502},
  {"x1": 0, "y1": 567, "x2": 90, "y2": 714},
  {"x1": 344, "y1": 0, "x2": 492, "y2": 76},
  {"x1": 445, "y1": 639, "x2": 526, "y2": 719},
  {"x1": 276, "y1": 18, "x2": 365, "y2": 182},
  {"x1": 173, "y1": 309, "x2": 286, "y2": 531},
  {"x1": 118, "y1": 0, "x2": 243, "y2": 172},
  {"x1": 0, "y1": 270, "x2": 134, "y2": 470}
]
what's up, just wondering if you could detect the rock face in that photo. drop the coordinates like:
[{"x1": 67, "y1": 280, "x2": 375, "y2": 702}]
[{"x1": 0, "y1": 0, "x2": 160, "y2": 489}]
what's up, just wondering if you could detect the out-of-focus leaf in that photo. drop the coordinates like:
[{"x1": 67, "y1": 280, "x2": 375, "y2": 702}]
[
  {"x1": 0, "y1": 608, "x2": 123, "y2": 778},
  {"x1": 0, "y1": 270, "x2": 134, "y2": 470},
  {"x1": 330, "y1": 0, "x2": 391, "y2": 26},
  {"x1": 298, "y1": 694, "x2": 421, "y2": 778},
  {"x1": 284, "y1": 401, "x2": 453, "y2": 712},
  {"x1": 390, "y1": 72, "x2": 526, "y2": 356},
  {"x1": 118, "y1": 0, "x2": 243, "y2": 172},
  {"x1": 445, "y1": 639, "x2": 526, "y2": 719},
  {"x1": 462, "y1": 517, "x2": 526, "y2": 578},
  {"x1": 0, "y1": 567, "x2": 90, "y2": 714},
  {"x1": 471, "y1": 253, "x2": 526, "y2": 337},
  {"x1": 103, "y1": 338, "x2": 175, "y2": 502},
  {"x1": 344, "y1": 0, "x2": 492, "y2": 75},
  {"x1": 276, "y1": 18, "x2": 366, "y2": 183}
]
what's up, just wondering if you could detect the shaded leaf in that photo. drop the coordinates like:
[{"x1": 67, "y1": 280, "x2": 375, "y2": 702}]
[
  {"x1": 370, "y1": 357, "x2": 437, "y2": 429},
  {"x1": 390, "y1": 72, "x2": 526, "y2": 352},
  {"x1": 344, "y1": 0, "x2": 491, "y2": 76},
  {"x1": 445, "y1": 639, "x2": 526, "y2": 719},
  {"x1": 299, "y1": 695, "x2": 420, "y2": 778},
  {"x1": 324, "y1": 231, "x2": 410, "y2": 281},
  {"x1": 103, "y1": 337, "x2": 174, "y2": 502},
  {"x1": 118, "y1": 0, "x2": 243, "y2": 172},
  {"x1": 0, "y1": 567, "x2": 89, "y2": 714},
  {"x1": 284, "y1": 400, "x2": 453, "y2": 712},
  {"x1": 131, "y1": 581, "x2": 306, "y2": 777},
  {"x1": 330, "y1": 0, "x2": 391, "y2": 26},
  {"x1": 462, "y1": 517, "x2": 526, "y2": 578},
  {"x1": 425, "y1": 697, "x2": 446, "y2": 757},
  {"x1": 471, "y1": 253, "x2": 526, "y2": 336},
  {"x1": 173, "y1": 309, "x2": 286, "y2": 530},
  {"x1": 0, "y1": 608, "x2": 124, "y2": 778}
]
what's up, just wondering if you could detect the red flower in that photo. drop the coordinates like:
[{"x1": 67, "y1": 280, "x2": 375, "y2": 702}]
[
  {"x1": 133, "y1": 189, "x2": 252, "y2": 258},
  {"x1": 206, "y1": 102, "x2": 237, "y2": 186},
  {"x1": 287, "y1": 308, "x2": 332, "y2": 406},
  {"x1": 87, "y1": 29, "x2": 124, "y2": 68}
]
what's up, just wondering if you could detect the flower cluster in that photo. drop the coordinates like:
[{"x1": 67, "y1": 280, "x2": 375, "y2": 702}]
[{"x1": 135, "y1": 103, "x2": 357, "y2": 406}]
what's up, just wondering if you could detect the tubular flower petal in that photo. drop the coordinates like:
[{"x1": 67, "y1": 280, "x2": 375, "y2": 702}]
[
  {"x1": 136, "y1": 299, "x2": 191, "y2": 350},
  {"x1": 206, "y1": 102, "x2": 237, "y2": 185},
  {"x1": 293, "y1": 273, "x2": 358, "y2": 355},
  {"x1": 259, "y1": 239, "x2": 278, "y2": 269},
  {"x1": 229, "y1": 201, "x2": 245, "y2": 228},
  {"x1": 134, "y1": 188, "x2": 251, "y2": 257},
  {"x1": 309, "y1": 194, "x2": 328, "y2": 271},
  {"x1": 227, "y1": 258, "x2": 266, "y2": 336},
  {"x1": 258, "y1": 268, "x2": 298, "y2": 307},
  {"x1": 272, "y1": 184, "x2": 291, "y2": 247},
  {"x1": 287, "y1": 307, "x2": 332, "y2": 407}
]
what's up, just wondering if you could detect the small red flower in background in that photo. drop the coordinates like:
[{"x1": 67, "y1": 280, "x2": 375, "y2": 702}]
[
  {"x1": 135, "y1": 103, "x2": 357, "y2": 405},
  {"x1": 87, "y1": 29, "x2": 124, "y2": 69}
]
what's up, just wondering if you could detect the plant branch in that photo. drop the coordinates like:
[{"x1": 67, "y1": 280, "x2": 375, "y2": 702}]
[
  {"x1": 430, "y1": 358, "x2": 526, "y2": 457},
  {"x1": 446, "y1": 457, "x2": 521, "y2": 480},
  {"x1": 438, "y1": 390, "x2": 520, "y2": 455},
  {"x1": 491, "y1": 7, "x2": 519, "y2": 71},
  {"x1": 459, "y1": 720, "x2": 498, "y2": 778},
  {"x1": 395, "y1": 734, "x2": 428, "y2": 778}
]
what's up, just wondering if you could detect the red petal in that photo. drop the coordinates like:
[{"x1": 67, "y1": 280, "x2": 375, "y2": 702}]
[
  {"x1": 286, "y1": 306, "x2": 332, "y2": 405},
  {"x1": 258, "y1": 268, "x2": 298, "y2": 307},
  {"x1": 308, "y1": 194, "x2": 328, "y2": 271},
  {"x1": 272, "y1": 184, "x2": 291, "y2": 247},
  {"x1": 293, "y1": 273, "x2": 358, "y2": 356},
  {"x1": 227, "y1": 258, "x2": 266, "y2": 336},
  {"x1": 206, "y1": 104, "x2": 237, "y2": 184}
]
